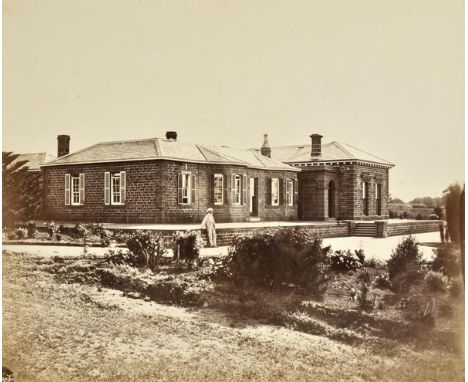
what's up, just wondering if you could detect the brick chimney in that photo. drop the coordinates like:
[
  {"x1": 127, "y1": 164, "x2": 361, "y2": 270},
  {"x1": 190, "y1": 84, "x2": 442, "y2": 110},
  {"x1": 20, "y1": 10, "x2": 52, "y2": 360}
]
[
  {"x1": 310, "y1": 134, "x2": 323, "y2": 157},
  {"x1": 57, "y1": 135, "x2": 70, "y2": 157},
  {"x1": 260, "y1": 134, "x2": 271, "y2": 158},
  {"x1": 165, "y1": 131, "x2": 177, "y2": 141}
]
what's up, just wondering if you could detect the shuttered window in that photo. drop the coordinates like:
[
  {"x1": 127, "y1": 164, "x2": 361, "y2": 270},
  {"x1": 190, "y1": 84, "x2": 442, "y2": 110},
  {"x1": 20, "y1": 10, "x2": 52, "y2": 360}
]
[
  {"x1": 177, "y1": 172, "x2": 197, "y2": 205},
  {"x1": 213, "y1": 174, "x2": 223, "y2": 205},
  {"x1": 271, "y1": 178, "x2": 280, "y2": 206},
  {"x1": 65, "y1": 173, "x2": 85, "y2": 205},
  {"x1": 231, "y1": 174, "x2": 241, "y2": 205},
  {"x1": 286, "y1": 179, "x2": 294, "y2": 206},
  {"x1": 242, "y1": 174, "x2": 247, "y2": 205},
  {"x1": 104, "y1": 172, "x2": 110, "y2": 205},
  {"x1": 104, "y1": 171, "x2": 126, "y2": 205}
]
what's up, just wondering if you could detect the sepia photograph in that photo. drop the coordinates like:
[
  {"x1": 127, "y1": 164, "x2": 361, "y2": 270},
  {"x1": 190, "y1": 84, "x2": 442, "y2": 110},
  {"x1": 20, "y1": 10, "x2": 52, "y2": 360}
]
[{"x1": 2, "y1": 0, "x2": 465, "y2": 381}]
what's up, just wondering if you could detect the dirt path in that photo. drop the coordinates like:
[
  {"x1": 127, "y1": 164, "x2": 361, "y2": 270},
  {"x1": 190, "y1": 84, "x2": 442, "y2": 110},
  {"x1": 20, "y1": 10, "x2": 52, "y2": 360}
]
[{"x1": 3, "y1": 251, "x2": 463, "y2": 382}]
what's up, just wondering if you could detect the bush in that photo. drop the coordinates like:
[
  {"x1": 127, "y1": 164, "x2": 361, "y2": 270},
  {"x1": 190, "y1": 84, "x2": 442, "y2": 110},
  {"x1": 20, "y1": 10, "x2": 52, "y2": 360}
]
[
  {"x1": 14, "y1": 228, "x2": 27, "y2": 239},
  {"x1": 224, "y1": 228, "x2": 332, "y2": 296},
  {"x1": 26, "y1": 221, "x2": 37, "y2": 238},
  {"x1": 126, "y1": 230, "x2": 168, "y2": 271},
  {"x1": 429, "y1": 214, "x2": 440, "y2": 220},
  {"x1": 104, "y1": 249, "x2": 136, "y2": 266},
  {"x1": 113, "y1": 231, "x2": 131, "y2": 244},
  {"x1": 46, "y1": 221, "x2": 59, "y2": 239},
  {"x1": 7, "y1": 231, "x2": 16, "y2": 240},
  {"x1": 86, "y1": 224, "x2": 113, "y2": 247},
  {"x1": 431, "y1": 244, "x2": 461, "y2": 278},
  {"x1": 173, "y1": 230, "x2": 203, "y2": 263},
  {"x1": 71, "y1": 223, "x2": 88, "y2": 239},
  {"x1": 364, "y1": 258, "x2": 386, "y2": 269},
  {"x1": 56, "y1": 233, "x2": 62, "y2": 241},
  {"x1": 330, "y1": 250, "x2": 361, "y2": 272},
  {"x1": 374, "y1": 273, "x2": 391, "y2": 289},
  {"x1": 425, "y1": 271, "x2": 448, "y2": 292},
  {"x1": 387, "y1": 236, "x2": 423, "y2": 290},
  {"x1": 389, "y1": 210, "x2": 398, "y2": 219}
]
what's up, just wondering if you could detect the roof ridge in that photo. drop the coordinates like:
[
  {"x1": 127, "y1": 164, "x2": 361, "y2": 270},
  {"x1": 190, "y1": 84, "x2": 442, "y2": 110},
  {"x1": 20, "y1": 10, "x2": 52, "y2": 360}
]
[
  {"x1": 333, "y1": 141, "x2": 356, "y2": 159},
  {"x1": 202, "y1": 145, "x2": 247, "y2": 164},
  {"x1": 44, "y1": 143, "x2": 101, "y2": 165},
  {"x1": 95, "y1": 137, "x2": 160, "y2": 146}
]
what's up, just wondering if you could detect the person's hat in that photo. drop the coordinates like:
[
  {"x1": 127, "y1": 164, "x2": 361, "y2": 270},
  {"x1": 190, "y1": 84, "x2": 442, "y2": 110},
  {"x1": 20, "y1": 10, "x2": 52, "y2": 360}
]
[{"x1": 207, "y1": 208, "x2": 213, "y2": 213}]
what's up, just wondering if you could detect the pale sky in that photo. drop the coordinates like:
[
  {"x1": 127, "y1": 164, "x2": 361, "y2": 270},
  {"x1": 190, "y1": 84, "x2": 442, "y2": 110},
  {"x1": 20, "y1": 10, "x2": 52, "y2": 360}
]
[{"x1": 3, "y1": 0, "x2": 464, "y2": 201}]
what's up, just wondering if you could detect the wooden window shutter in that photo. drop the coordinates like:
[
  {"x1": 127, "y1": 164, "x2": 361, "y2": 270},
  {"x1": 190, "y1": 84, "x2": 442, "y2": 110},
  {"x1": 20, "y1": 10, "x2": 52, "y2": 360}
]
[
  {"x1": 79, "y1": 173, "x2": 85, "y2": 204},
  {"x1": 191, "y1": 174, "x2": 197, "y2": 204},
  {"x1": 210, "y1": 174, "x2": 215, "y2": 204},
  {"x1": 224, "y1": 174, "x2": 229, "y2": 205},
  {"x1": 65, "y1": 174, "x2": 71, "y2": 206},
  {"x1": 294, "y1": 179, "x2": 298, "y2": 205},
  {"x1": 267, "y1": 178, "x2": 272, "y2": 206},
  {"x1": 120, "y1": 171, "x2": 126, "y2": 204},
  {"x1": 231, "y1": 174, "x2": 236, "y2": 204},
  {"x1": 242, "y1": 174, "x2": 247, "y2": 205},
  {"x1": 279, "y1": 178, "x2": 285, "y2": 205},
  {"x1": 177, "y1": 173, "x2": 183, "y2": 205},
  {"x1": 104, "y1": 172, "x2": 110, "y2": 205}
]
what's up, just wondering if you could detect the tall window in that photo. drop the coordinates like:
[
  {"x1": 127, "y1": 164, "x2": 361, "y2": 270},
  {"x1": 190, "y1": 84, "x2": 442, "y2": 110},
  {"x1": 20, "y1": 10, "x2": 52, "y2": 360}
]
[
  {"x1": 376, "y1": 183, "x2": 382, "y2": 216},
  {"x1": 104, "y1": 171, "x2": 126, "y2": 206},
  {"x1": 65, "y1": 173, "x2": 85, "y2": 206},
  {"x1": 362, "y1": 182, "x2": 369, "y2": 216},
  {"x1": 271, "y1": 178, "x2": 279, "y2": 206},
  {"x1": 213, "y1": 174, "x2": 223, "y2": 205},
  {"x1": 71, "y1": 176, "x2": 80, "y2": 205},
  {"x1": 286, "y1": 179, "x2": 294, "y2": 206},
  {"x1": 177, "y1": 172, "x2": 197, "y2": 205},
  {"x1": 232, "y1": 174, "x2": 241, "y2": 205}
]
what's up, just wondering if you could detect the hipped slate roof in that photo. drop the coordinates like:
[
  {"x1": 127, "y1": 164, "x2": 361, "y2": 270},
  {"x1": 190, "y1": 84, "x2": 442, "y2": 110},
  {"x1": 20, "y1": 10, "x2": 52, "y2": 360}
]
[
  {"x1": 12, "y1": 152, "x2": 56, "y2": 171},
  {"x1": 42, "y1": 138, "x2": 299, "y2": 171},
  {"x1": 252, "y1": 141, "x2": 394, "y2": 167}
]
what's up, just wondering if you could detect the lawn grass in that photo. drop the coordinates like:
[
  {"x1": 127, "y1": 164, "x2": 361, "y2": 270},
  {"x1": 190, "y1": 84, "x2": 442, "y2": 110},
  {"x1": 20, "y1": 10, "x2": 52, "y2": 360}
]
[{"x1": 3, "y1": 251, "x2": 464, "y2": 382}]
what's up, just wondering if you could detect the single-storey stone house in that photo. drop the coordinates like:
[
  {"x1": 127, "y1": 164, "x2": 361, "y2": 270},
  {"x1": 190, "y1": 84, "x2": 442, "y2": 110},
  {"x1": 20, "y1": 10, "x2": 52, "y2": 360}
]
[
  {"x1": 252, "y1": 134, "x2": 394, "y2": 221},
  {"x1": 41, "y1": 132, "x2": 299, "y2": 223}
]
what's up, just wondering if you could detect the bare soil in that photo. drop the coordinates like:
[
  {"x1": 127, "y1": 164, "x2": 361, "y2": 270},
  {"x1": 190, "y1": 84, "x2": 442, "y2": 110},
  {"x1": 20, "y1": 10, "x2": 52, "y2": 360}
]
[{"x1": 3, "y1": 250, "x2": 464, "y2": 382}]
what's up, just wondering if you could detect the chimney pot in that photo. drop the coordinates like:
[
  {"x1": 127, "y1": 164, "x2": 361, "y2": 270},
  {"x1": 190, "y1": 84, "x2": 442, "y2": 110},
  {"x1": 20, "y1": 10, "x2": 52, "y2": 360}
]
[
  {"x1": 310, "y1": 134, "x2": 323, "y2": 156},
  {"x1": 57, "y1": 135, "x2": 70, "y2": 157},
  {"x1": 165, "y1": 131, "x2": 177, "y2": 141}
]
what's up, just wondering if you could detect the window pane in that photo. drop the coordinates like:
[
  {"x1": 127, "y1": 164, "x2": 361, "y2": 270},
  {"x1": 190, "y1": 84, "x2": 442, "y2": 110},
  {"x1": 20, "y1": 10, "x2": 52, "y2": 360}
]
[{"x1": 214, "y1": 175, "x2": 223, "y2": 204}]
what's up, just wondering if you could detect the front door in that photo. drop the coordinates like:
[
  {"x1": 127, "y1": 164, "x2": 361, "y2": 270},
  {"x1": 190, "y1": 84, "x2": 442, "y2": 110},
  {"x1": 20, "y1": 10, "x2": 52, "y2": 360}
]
[{"x1": 249, "y1": 177, "x2": 258, "y2": 216}]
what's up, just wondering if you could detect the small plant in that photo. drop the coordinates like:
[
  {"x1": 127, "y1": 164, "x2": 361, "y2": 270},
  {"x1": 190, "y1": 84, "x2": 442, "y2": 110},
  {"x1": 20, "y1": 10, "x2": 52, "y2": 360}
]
[
  {"x1": 104, "y1": 249, "x2": 135, "y2": 266},
  {"x1": 330, "y1": 250, "x2": 361, "y2": 272},
  {"x1": 387, "y1": 236, "x2": 423, "y2": 290},
  {"x1": 46, "y1": 221, "x2": 59, "y2": 240},
  {"x1": 56, "y1": 233, "x2": 62, "y2": 241},
  {"x1": 14, "y1": 227, "x2": 27, "y2": 239},
  {"x1": 173, "y1": 230, "x2": 203, "y2": 265},
  {"x1": 26, "y1": 221, "x2": 37, "y2": 238},
  {"x1": 425, "y1": 271, "x2": 448, "y2": 292},
  {"x1": 429, "y1": 214, "x2": 440, "y2": 220},
  {"x1": 7, "y1": 231, "x2": 16, "y2": 240},
  {"x1": 126, "y1": 230, "x2": 168, "y2": 271},
  {"x1": 374, "y1": 273, "x2": 391, "y2": 289},
  {"x1": 354, "y1": 249, "x2": 366, "y2": 265}
]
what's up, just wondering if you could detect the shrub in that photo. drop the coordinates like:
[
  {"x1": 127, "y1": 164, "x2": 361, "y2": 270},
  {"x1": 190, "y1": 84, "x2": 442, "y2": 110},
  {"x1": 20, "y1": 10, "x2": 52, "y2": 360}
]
[
  {"x1": 425, "y1": 271, "x2": 448, "y2": 292},
  {"x1": 56, "y1": 233, "x2": 62, "y2": 241},
  {"x1": 26, "y1": 221, "x2": 37, "y2": 238},
  {"x1": 389, "y1": 210, "x2": 398, "y2": 219},
  {"x1": 71, "y1": 223, "x2": 88, "y2": 239},
  {"x1": 14, "y1": 228, "x2": 27, "y2": 239},
  {"x1": 429, "y1": 214, "x2": 440, "y2": 220},
  {"x1": 113, "y1": 231, "x2": 131, "y2": 244},
  {"x1": 225, "y1": 228, "x2": 332, "y2": 296},
  {"x1": 104, "y1": 249, "x2": 136, "y2": 266},
  {"x1": 173, "y1": 230, "x2": 203, "y2": 263},
  {"x1": 387, "y1": 236, "x2": 423, "y2": 290},
  {"x1": 449, "y1": 278, "x2": 463, "y2": 298},
  {"x1": 126, "y1": 230, "x2": 168, "y2": 271},
  {"x1": 46, "y1": 221, "x2": 58, "y2": 239},
  {"x1": 7, "y1": 231, "x2": 16, "y2": 240},
  {"x1": 330, "y1": 250, "x2": 361, "y2": 272},
  {"x1": 354, "y1": 249, "x2": 365, "y2": 265},
  {"x1": 86, "y1": 224, "x2": 113, "y2": 247},
  {"x1": 431, "y1": 244, "x2": 461, "y2": 278},
  {"x1": 364, "y1": 258, "x2": 386, "y2": 269},
  {"x1": 374, "y1": 273, "x2": 391, "y2": 289}
]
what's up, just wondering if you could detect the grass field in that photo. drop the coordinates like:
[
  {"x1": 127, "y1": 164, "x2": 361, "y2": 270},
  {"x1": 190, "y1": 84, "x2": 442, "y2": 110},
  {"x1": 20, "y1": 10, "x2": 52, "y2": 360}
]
[{"x1": 3, "y1": 250, "x2": 464, "y2": 382}]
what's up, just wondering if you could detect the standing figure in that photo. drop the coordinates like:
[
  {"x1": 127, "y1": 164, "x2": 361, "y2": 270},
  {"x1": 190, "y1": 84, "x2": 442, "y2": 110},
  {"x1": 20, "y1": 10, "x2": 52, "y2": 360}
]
[{"x1": 201, "y1": 208, "x2": 217, "y2": 247}]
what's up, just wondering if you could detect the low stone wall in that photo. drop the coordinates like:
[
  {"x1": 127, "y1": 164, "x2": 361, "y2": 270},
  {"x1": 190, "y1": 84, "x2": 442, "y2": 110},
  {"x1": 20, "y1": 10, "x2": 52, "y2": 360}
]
[{"x1": 386, "y1": 220, "x2": 441, "y2": 237}]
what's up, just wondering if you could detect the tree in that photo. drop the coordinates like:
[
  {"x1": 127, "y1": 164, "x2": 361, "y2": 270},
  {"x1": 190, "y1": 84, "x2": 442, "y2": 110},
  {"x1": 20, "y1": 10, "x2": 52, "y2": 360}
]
[
  {"x1": 389, "y1": 196, "x2": 405, "y2": 204},
  {"x1": 443, "y1": 183, "x2": 462, "y2": 244},
  {"x1": 2, "y1": 152, "x2": 42, "y2": 228},
  {"x1": 408, "y1": 196, "x2": 444, "y2": 207}
]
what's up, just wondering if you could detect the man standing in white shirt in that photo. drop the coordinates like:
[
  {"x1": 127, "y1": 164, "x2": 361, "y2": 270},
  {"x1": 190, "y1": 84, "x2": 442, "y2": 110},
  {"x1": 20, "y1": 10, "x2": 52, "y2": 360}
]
[{"x1": 201, "y1": 208, "x2": 217, "y2": 247}]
